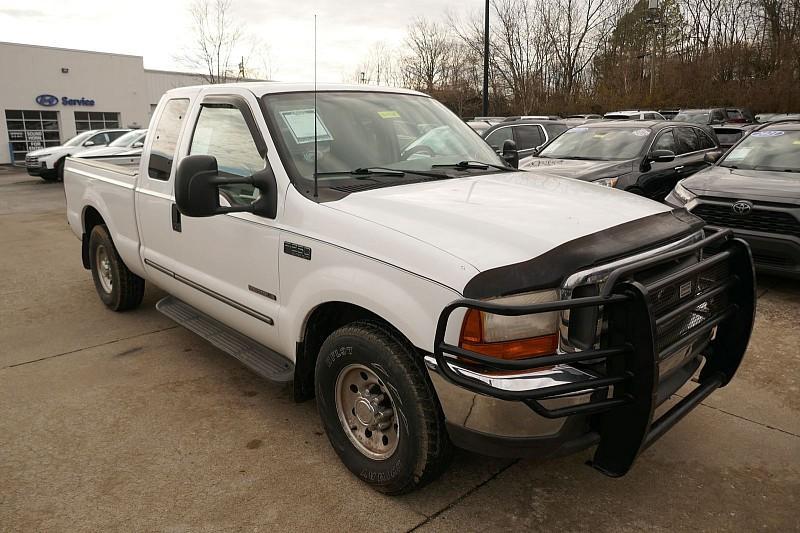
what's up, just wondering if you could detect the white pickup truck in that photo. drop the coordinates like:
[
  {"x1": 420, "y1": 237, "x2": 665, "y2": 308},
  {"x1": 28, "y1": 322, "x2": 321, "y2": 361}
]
[{"x1": 64, "y1": 82, "x2": 756, "y2": 494}]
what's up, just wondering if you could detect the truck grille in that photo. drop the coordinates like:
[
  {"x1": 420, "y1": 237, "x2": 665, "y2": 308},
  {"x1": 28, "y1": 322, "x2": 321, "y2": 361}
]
[
  {"x1": 692, "y1": 203, "x2": 800, "y2": 237},
  {"x1": 25, "y1": 155, "x2": 39, "y2": 166},
  {"x1": 649, "y1": 260, "x2": 730, "y2": 355}
]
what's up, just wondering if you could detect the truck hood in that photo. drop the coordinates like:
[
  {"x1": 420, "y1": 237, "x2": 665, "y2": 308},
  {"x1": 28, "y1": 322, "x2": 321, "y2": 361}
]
[
  {"x1": 683, "y1": 165, "x2": 800, "y2": 201},
  {"x1": 519, "y1": 157, "x2": 635, "y2": 182},
  {"x1": 327, "y1": 171, "x2": 671, "y2": 272}
]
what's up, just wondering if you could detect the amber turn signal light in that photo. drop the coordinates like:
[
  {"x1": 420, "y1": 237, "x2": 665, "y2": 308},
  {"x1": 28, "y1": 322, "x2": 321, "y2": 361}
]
[{"x1": 459, "y1": 309, "x2": 558, "y2": 361}]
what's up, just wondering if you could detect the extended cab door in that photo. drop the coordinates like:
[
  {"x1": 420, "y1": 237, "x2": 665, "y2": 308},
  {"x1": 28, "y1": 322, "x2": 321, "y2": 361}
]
[{"x1": 136, "y1": 89, "x2": 283, "y2": 350}]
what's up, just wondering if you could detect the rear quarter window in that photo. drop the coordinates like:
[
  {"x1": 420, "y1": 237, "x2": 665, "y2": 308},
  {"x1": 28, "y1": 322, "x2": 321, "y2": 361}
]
[{"x1": 148, "y1": 98, "x2": 190, "y2": 180}]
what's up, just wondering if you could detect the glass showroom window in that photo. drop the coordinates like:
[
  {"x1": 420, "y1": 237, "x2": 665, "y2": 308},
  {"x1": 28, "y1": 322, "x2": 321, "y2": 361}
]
[
  {"x1": 5, "y1": 110, "x2": 61, "y2": 163},
  {"x1": 74, "y1": 111, "x2": 120, "y2": 132}
]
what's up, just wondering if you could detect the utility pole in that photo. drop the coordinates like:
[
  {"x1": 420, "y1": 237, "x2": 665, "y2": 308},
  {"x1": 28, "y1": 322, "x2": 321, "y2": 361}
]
[
  {"x1": 482, "y1": 0, "x2": 490, "y2": 116},
  {"x1": 646, "y1": 0, "x2": 660, "y2": 97}
]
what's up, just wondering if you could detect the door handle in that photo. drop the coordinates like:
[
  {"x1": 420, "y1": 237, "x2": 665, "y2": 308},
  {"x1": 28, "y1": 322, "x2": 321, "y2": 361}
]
[
  {"x1": 673, "y1": 165, "x2": 684, "y2": 171},
  {"x1": 171, "y1": 204, "x2": 182, "y2": 232}
]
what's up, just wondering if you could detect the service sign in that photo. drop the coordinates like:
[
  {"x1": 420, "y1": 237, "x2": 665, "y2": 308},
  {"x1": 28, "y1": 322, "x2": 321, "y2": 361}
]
[{"x1": 35, "y1": 94, "x2": 95, "y2": 107}]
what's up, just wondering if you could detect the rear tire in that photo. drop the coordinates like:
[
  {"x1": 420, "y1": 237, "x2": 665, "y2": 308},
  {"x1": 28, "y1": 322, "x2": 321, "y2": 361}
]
[
  {"x1": 315, "y1": 321, "x2": 452, "y2": 494},
  {"x1": 88, "y1": 224, "x2": 145, "y2": 311}
]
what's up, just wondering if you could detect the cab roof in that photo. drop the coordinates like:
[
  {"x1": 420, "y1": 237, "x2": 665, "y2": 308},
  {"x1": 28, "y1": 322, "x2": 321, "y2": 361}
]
[{"x1": 164, "y1": 82, "x2": 428, "y2": 98}]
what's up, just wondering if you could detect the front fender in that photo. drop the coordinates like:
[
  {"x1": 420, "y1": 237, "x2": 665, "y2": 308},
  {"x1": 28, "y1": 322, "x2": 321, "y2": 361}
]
[{"x1": 277, "y1": 246, "x2": 469, "y2": 359}]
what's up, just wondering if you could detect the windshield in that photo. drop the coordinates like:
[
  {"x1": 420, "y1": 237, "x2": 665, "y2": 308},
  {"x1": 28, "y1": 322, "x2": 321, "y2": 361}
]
[
  {"x1": 64, "y1": 131, "x2": 95, "y2": 147},
  {"x1": 674, "y1": 113, "x2": 709, "y2": 124},
  {"x1": 537, "y1": 126, "x2": 650, "y2": 160},
  {"x1": 110, "y1": 130, "x2": 145, "y2": 147},
  {"x1": 261, "y1": 91, "x2": 504, "y2": 186},
  {"x1": 719, "y1": 129, "x2": 800, "y2": 173}
]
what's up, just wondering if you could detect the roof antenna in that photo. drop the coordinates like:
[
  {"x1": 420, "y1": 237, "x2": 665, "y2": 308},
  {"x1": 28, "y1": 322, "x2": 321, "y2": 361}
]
[{"x1": 313, "y1": 14, "x2": 319, "y2": 199}]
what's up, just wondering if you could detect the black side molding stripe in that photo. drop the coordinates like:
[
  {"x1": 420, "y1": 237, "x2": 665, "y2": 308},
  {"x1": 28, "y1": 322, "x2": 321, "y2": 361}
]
[
  {"x1": 144, "y1": 258, "x2": 274, "y2": 325},
  {"x1": 463, "y1": 209, "x2": 705, "y2": 299}
]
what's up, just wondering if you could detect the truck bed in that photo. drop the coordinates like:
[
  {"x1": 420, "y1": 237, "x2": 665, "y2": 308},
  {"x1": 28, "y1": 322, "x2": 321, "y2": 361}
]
[{"x1": 63, "y1": 155, "x2": 146, "y2": 278}]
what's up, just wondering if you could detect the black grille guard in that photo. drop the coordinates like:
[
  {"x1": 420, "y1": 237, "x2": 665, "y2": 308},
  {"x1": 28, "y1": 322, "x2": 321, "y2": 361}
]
[{"x1": 432, "y1": 229, "x2": 756, "y2": 477}]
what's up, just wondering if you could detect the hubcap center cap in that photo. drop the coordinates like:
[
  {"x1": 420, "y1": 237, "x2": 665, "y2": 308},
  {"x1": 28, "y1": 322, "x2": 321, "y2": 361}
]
[{"x1": 354, "y1": 398, "x2": 375, "y2": 426}]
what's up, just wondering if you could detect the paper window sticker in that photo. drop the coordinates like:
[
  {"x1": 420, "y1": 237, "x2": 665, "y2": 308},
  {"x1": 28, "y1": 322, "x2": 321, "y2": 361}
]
[{"x1": 280, "y1": 109, "x2": 333, "y2": 144}]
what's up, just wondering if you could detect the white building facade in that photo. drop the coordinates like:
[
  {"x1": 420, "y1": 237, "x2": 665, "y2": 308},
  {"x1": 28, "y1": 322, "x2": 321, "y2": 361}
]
[{"x1": 0, "y1": 42, "x2": 257, "y2": 164}]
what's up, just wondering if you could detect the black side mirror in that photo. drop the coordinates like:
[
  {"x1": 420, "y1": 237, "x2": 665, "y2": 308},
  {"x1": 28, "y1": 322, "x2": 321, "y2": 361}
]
[
  {"x1": 501, "y1": 139, "x2": 519, "y2": 169},
  {"x1": 704, "y1": 150, "x2": 722, "y2": 164},
  {"x1": 175, "y1": 154, "x2": 277, "y2": 218},
  {"x1": 649, "y1": 149, "x2": 675, "y2": 163}
]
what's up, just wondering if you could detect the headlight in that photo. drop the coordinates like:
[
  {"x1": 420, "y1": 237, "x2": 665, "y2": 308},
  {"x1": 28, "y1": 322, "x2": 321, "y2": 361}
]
[
  {"x1": 460, "y1": 290, "x2": 560, "y2": 360},
  {"x1": 595, "y1": 177, "x2": 619, "y2": 188},
  {"x1": 672, "y1": 181, "x2": 694, "y2": 203}
]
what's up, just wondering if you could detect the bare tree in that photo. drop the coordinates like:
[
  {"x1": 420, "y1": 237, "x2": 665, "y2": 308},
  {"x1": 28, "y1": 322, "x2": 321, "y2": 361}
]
[
  {"x1": 348, "y1": 42, "x2": 404, "y2": 86},
  {"x1": 178, "y1": 0, "x2": 244, "y2": 84},
  {"x1": 403, "y1": 18, "x2": 452, "y2": 91}
]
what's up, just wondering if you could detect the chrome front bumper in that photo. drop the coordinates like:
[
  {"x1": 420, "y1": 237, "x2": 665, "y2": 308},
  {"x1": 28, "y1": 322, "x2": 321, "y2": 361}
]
[{"x1": 425, "y1": 356, "x2": 601, "y2": 438}]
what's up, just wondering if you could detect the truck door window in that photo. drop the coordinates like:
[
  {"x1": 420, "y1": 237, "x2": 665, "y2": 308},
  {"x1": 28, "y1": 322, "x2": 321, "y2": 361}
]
[
  {"x1": 148, "y1": 98, "x2": 190, "y2": 180},
  {"x1": 189, "y1": 105, "x2": 265, "y2": 206}
]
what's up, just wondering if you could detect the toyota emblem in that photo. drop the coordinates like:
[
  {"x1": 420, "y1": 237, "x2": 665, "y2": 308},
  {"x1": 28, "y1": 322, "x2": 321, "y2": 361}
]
[{"x1": 732, "y1": 200, "x2": 752, "y2": 215}]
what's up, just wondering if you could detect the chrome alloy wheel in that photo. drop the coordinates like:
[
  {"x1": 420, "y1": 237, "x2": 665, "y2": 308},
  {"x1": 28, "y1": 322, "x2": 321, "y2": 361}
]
[
  {"x1": 95, "y1": 244, "x2": 113, "y2": 293},
  {"x1": 334, "y1": 364, "x2": 399, "y2": 460}
]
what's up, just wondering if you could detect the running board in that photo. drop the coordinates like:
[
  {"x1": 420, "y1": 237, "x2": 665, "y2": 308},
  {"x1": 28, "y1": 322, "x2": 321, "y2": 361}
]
[{"x1": 156, "y1": 296, "x2": 294, "y2": 383}]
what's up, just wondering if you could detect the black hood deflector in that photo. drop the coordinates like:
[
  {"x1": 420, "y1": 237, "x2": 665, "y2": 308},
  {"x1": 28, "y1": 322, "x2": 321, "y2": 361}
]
[{"x1": 463, "y1": 209, "x2": 704, "y2": 298}]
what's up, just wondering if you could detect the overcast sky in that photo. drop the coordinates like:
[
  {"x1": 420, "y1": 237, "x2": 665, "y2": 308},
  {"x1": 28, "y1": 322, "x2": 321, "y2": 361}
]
[{"x1": 0, "y1": 0, "x2": 470, "y2": 82}]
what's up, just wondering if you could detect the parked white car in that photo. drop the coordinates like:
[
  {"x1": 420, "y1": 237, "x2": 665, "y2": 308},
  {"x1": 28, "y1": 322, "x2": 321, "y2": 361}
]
[
  {"x1": 76, "y1": 129, "x2": 147, "y2": 158},
  {"x1": 604, "y1": 110, "x2": 666, "y2": 121},
  {"x1": 25, "y1": 129, "x2": 130, "y2": 181},
  {"x1": 63, "y1": 82, "x2": 755, "y2": 494}
]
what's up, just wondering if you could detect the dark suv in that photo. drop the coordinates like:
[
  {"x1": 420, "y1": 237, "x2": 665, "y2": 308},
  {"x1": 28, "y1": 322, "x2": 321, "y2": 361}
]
[
  {"x1": 482, "y1": 119, "x2": 569, "y2": 159},
  {"x1": 520, "y1": 121, "x2": 722, "y2": 200},
  {"x1": 674, "y1": 108, "x2": 754, "y2": 125},
  {"x1": 666, "y1": 120, "x2": 800, "y2": 278}
]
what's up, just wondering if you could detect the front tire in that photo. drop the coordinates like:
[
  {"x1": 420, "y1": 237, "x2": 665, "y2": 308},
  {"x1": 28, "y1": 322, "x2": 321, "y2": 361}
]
[
  {"x1": 88, "y1": 224, "x2": 145, "y2": 311},
  {"x1": 315, "y1": 321, "x2": 452, "y2": 494}
]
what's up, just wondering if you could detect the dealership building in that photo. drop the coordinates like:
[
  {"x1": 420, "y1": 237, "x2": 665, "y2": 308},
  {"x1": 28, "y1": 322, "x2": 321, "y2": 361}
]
[{"x1": 0, "y1": 41, "x2": 258, "y2": 165}]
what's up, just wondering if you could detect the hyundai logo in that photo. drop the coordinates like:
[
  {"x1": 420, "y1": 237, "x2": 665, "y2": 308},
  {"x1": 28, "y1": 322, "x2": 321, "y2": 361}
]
[
  {"x1": 35, "y1": 94, "x2": 59, "y2": 107},
  {"x1": 732, "y1": 200, "x2": 753, "y2": 216}
]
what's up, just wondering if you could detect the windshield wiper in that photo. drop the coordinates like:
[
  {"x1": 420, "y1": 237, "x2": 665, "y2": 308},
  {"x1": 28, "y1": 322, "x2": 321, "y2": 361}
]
[
  {"x1": 316, "y1": 166, "x2": 451, "y2": 180},
  {"x1": 431, "y1": 160, "x2": 514, "y2": 171},
  {"x1": 315, "y1": 167, "x2": 405, "y2": 177}
]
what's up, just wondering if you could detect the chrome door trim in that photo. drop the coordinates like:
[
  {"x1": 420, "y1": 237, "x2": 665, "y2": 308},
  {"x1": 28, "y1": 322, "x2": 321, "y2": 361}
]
[{"x1": 144, "y1": 258, "x2": 274, "y2": 325}]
